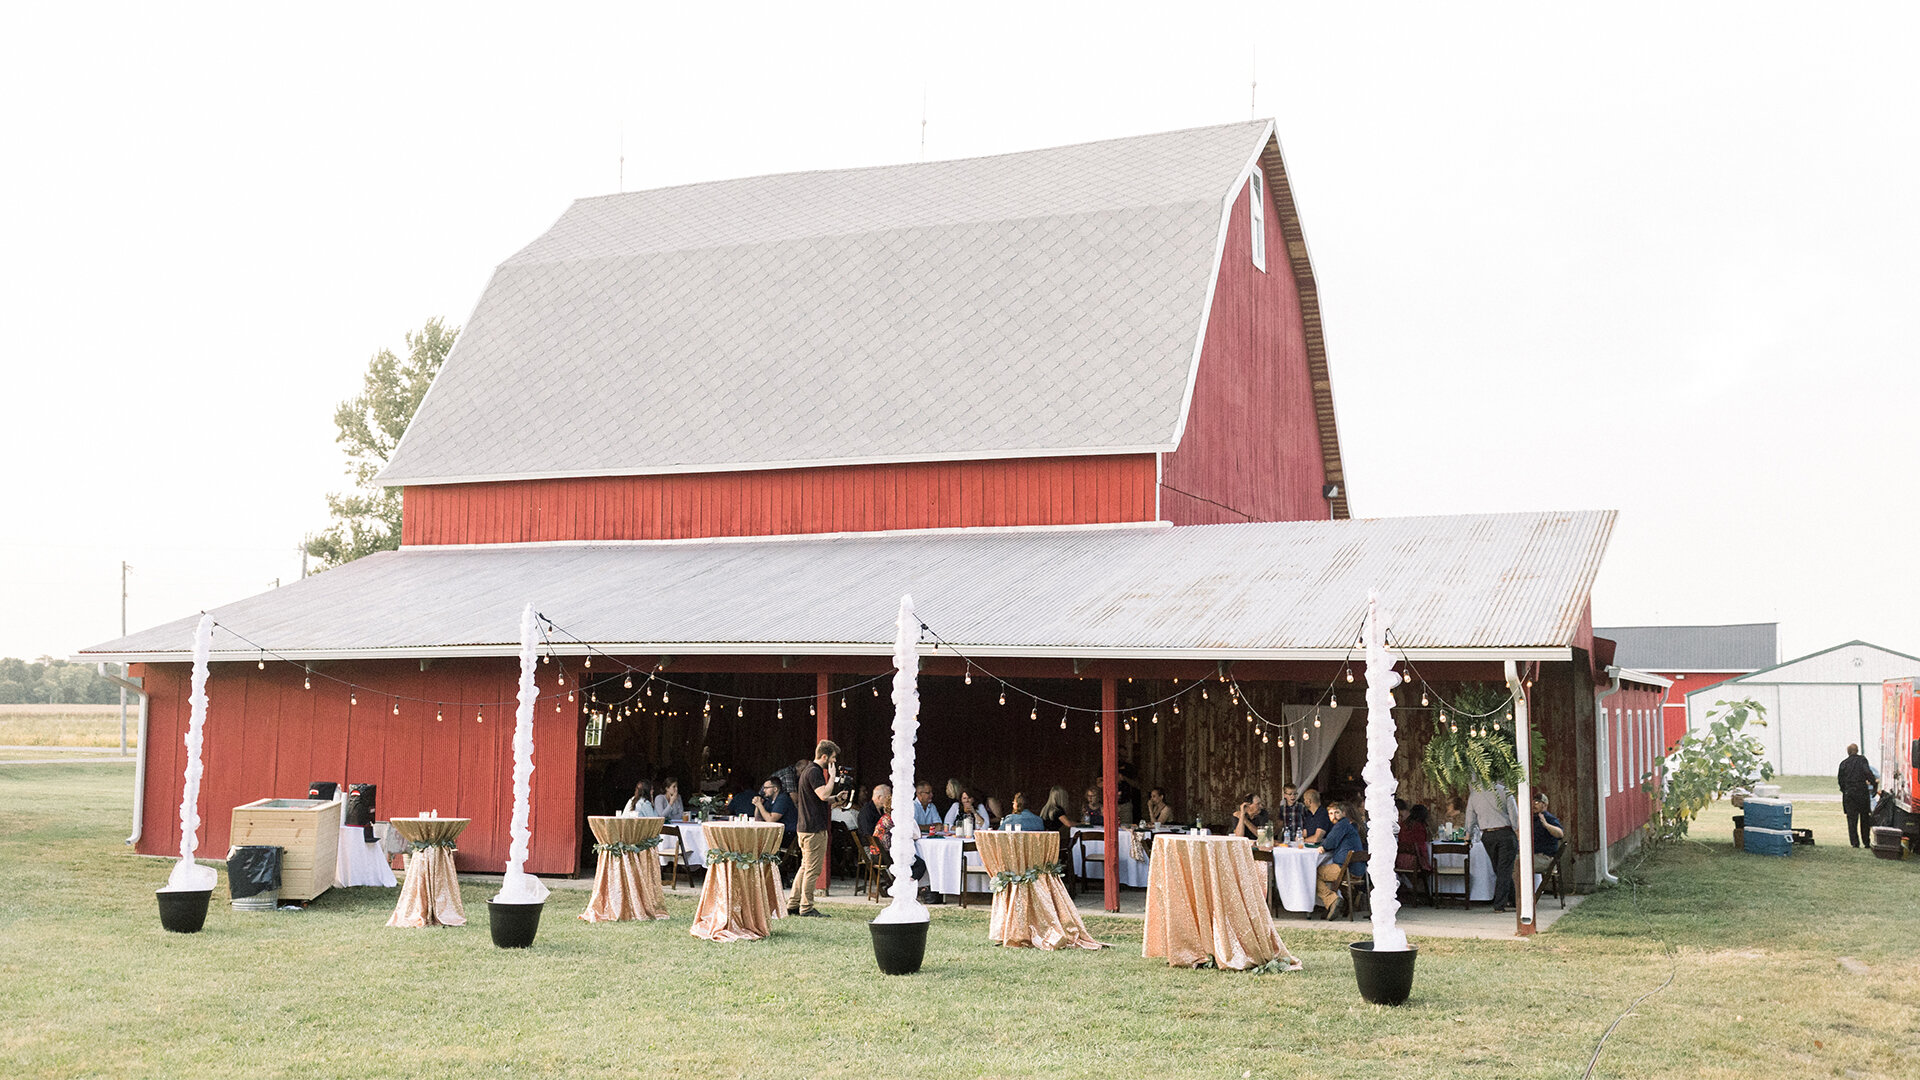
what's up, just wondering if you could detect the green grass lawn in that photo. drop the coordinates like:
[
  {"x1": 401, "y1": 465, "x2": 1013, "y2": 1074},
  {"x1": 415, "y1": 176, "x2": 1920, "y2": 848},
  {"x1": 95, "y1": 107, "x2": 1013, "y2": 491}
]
[{"x1": 3, "y1": 764, "x2": 1917, "y2": 1079}]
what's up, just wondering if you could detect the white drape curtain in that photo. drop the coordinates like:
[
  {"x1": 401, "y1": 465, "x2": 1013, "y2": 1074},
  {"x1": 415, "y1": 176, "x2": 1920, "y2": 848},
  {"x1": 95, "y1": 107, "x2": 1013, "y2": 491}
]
[{"x1": 1284, "y1": 706, "x2": 1355, "y2": 791}]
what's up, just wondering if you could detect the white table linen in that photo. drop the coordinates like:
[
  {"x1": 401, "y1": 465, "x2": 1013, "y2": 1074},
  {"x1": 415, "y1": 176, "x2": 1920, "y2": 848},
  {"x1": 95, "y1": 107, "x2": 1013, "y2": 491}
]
[
  {"x1": 1432, "y1": 838, "x2": 1494, "y2": 901},
  {"x1": 1268, "y1": 844, "x2": 1330, "y2": 912},
  {"x1": 336, "y1": 823, "x2": 398, "y2": 887},
  {"x1": 1069, "y1": 827, "x2": 1152, "y2": 887},
  {"x1": 662, "y1": 820, "x2": 711, "y2": 868},
  {"x1": 913, "y1": 836, "x2": 986, "y2": 895}
]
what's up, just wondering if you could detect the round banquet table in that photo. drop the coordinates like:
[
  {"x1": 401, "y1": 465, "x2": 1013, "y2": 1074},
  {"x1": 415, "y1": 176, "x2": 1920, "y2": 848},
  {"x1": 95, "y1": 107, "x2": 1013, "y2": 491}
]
[
  {"x1": 661, "y1": 819, "x2": 711, "y2": 868},
  {"x1": 1268, "y1": 844, "x2": 1331, "y2": 912},
  {"x1": 973, "y1": 830, "x2": 1101, "y2": 950},
  {"x1": 689, "y1": 821, "x2": 785, "y2": 942},
  {"x1": 1069, "y1": 826, "x2": 1153, "y2": 888},
  {"x1": 582, "y1": 816, "x2": 669, "y2": 922},
  {"x1": 913, "y1": 836, "x2": 983, "y2": 896},
  {"x1": 1143, "y1": 834, "x2": 1294, "y2": 970},
  {"x1": 1432, "y1": 838, "x2": 1495, "y2": 902},
  {"x1": 336, "y1": 822, "x2": 398, "y2": 888},
  {"x1": 386, "y1": 817, "x2": 468, "y2": 928}
]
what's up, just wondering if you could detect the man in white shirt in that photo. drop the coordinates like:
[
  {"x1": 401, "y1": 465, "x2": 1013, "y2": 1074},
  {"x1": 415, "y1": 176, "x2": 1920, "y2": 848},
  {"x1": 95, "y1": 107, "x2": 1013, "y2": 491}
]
[
  {"x1": 912, "y1": 781, "x2": 942, "y2": 829},
  {"x1": 1466, "y1": 782, "x2": 1519, "y2": 913}
]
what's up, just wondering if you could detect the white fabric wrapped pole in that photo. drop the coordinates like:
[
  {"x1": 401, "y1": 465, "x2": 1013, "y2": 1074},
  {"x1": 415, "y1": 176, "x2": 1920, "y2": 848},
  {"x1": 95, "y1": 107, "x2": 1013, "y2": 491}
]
[
  {"x1": 873, "y1": 594, "x2": 929, "y2": 924},
  {"x1": 1362, "y1": 591, "x2": 1409, "y2": 951},
  {"x1": 163, "y1": 614, "x2": 218, "y2": 893},
  {"x1": 494, "y1": 603, "x2": 549, "y2": 904}
]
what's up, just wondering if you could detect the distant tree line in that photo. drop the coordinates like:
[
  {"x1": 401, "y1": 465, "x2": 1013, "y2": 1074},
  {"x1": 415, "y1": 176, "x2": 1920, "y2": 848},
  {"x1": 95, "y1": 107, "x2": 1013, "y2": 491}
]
[{"x1": 0, "y1": 658, "x2": 129, "y2": 705}]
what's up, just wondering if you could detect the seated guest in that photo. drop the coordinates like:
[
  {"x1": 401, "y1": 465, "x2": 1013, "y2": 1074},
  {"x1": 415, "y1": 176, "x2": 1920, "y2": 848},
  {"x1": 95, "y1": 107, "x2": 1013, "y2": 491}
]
[
  {"x1": 1531, "y1": 792, "x2": 1563, "y2": 872},
  {"x1": 655, "y1": 777, "x2": 684, "y2": 821},
  {"x1": 944, "y1": 778, "x2": 964, "y2": 816},
  {"x1": 1316, "y1": 802, "x2": 1366, "y2": 918},
  {"x1": 912, "y1": 781, "x2": 943, "y2": 829},
  {"x1": 944, "y1": 789, "x2": 991, "y2": 831},
  {"x1": 1436, "y1": 795, "x2": 1466, "y2": 837},
  {"x1": 1145, "y1": 787, "x2": 1174, "y2": 825},
  {"x1": 1273, "y1": 784, "x2": 1308, "y2": 838},
  {"x1": 1039, "y1": 786, "x2": 1079, "y2": 833},
  {"x1": 1231, "y1": 793, "x2": 1271, "y2": 839},
  {"x1": 752, "y1": 777, "x2": 795, "y2": 841},
  {"x1": 623, "y1": 779, "x2": 657, "y2": 818},
  {"x1": 1081, "y1": 786, "x2": 1105, "y2": 827},
  {"x1": 1300, "y1": 788, "x2": 1331, "y2": 845},
  {"x1": 1395, "y1": 802, "x2": 1433, "y2": 874},
  {"x1": 857, "y1": 786, "x2": 882, "y2": 837},
  {"x1": 870, "y1": 784, "x2": 941, "y2": 904},
  {"x1": 725, "y1": 773, "x2": 757, "y2": 817},
  {"x1": 1001, "y1": 792, "x2": 1046, "y2": 832},
  {"x1": 984, "y1": 795, "x2": 1005, "y2": 824}
]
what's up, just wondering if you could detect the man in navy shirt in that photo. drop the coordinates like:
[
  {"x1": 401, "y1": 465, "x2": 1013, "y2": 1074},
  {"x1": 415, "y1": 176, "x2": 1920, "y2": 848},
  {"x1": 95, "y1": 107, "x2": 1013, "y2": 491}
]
[
  {"x1": 1530, "y1": 791, "x2": 1563, "y2": 872},
  {"x1": 752, "y1": 777, "x2": 796, "y2": 842}
]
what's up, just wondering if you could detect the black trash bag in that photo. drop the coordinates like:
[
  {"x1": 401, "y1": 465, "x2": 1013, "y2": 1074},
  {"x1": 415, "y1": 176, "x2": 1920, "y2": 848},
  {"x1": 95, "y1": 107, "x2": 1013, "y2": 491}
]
[{"x1": 228, "y1": 846, "x2": 282, "y2": 899}]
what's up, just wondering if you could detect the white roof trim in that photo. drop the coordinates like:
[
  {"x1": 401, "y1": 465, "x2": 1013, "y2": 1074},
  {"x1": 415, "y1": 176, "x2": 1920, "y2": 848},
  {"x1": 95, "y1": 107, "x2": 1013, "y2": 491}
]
[
  {"x1": 80, "y1": 643, "x2": 1574, "y2": 665},
  {"x1": 1607, "y1": 666, "x2": 1673, "y2": 689}
]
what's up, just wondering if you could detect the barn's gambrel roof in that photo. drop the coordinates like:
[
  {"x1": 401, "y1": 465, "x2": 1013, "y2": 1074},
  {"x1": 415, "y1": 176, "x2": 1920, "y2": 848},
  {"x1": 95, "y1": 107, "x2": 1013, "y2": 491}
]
[{"x1": 379, "y1": 119, "x2": 1345, "y2": 505}]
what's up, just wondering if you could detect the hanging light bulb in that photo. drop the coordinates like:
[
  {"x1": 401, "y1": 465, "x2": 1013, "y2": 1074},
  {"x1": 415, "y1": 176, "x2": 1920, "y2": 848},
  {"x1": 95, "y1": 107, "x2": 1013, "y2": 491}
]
[
  {"x1": 1262, "y1": 732, "x2": 1270, "y2": 745},
  {"x1": 436, "y1": 707, "x2": 443, "y2": 722},
  {"x1": 541, "y1": 653, "x2": 549, "y2": 665},
  {"x1": 1301, "y1": 730, "x2": 1310, "y2": 741},
  {"x1": 840, "y1": 696, "x2": 847, "y2": 709},
  {"x1": 1030, "y1": 705, "x2": 1038, "y2": 721},
  {"x1": 392, "y1": 700, "x2": 400, "y2": 716},
  {"x1": 737, "y1": 703, "x2": 745, "y2": 718},
  {"x1": 1331, "y1": 693, "x2": 1339, "y2": 708},
  {"x1": 557, "y1": 672, "x2": 566, "y2": 686},
  {"x1": 1151, "y1": 711, "x2": 1159, "y2": 724},
  {"x1": 1347, "y1": 668, "x2": 1356, "y2": 684},
  {"x1": 872, "y1": 685, "x2": 879, "y2": 697},
  {"x1": 257, "y1": 656, "x2": 265, "y2": 670},
  {"x1": 1525, "y1": 678, "x2": 1532, "y2": 690},
  {"x1": 1246, "y1": 711, "x2": 1254, "y2": 724},
  {"x1": 964, "y1": 666, "x2": 972, "y2": 685},
  {"x1": 1313, "y1": 716, "x2": 1322, "y2": 728},
  {"x1": 624, "y1": 674, "x2": 633, "y2": 690},
  {"x1": 1439, "y1": 712, "x2": 1449, "y2": 725},
  {"x1": 1172, "y1": 702, "x2": 1180, "y2": 715},
  {"x1": 1421, "y1": 691, "x2": 1429, "y2": 707},
  {"x1": 646, "y1": 683, "x2": 653, "y2": 697},
  {"x1": 999, "y1": 690, "x2": 1006, "y2": 706},
  {"x1": 303, "y1": 671, "x2": 311, "y2": 690},
  {"x1": 809, "y1": 703, "x2": 816, "y2": 716},
  {"x1": 1506, "y1": 711, "x2": 1513, "y2": 722},
  {"x1": 476, "y1": 710, "x2": 483, "y2": 723},
  {"x1": 555, "y1": 702, "x2": 562, "y2": 712},
  {"x1": 1201, "y1": 687, "x2": 1209, "y2": 700},
  {"x1": 567, "y1": 690, "x2": 574, "y2": 702},
  {"x1": 1094, "y1": 720, "x2": 1101, "y2": 734},
  {"x1": 1288, "y1": 736, "x2": 1296, "y2": 748},
  {"x1": 777, "y1": 704, "x2": 784, "y2": 719},
  {"x1": 350, "y1": 689, "x2": 357, "y2": 706},
  {"x1": 1059, "y1": 714, "x2": 1068, "y2": 730},
  {"x1": 1229, "y1": 683, "x2": 1239, "y2": 700},
  {"x1": 704, "y1": 697, "x2": 712, "y2": 716},
  {"x1": 662, "y1": 689, "x2": 669, "y2": 703}
]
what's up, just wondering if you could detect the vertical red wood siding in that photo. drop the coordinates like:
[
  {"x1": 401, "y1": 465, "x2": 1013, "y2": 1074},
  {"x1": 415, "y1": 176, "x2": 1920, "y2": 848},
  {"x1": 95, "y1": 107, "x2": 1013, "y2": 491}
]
[
  {"x1": 1650, "y1": 671, "x2": 1745, "y2": 750},
  {"x1": 1603, "y1": 683, "x2": 1663, "y2": 843},
  {"x1": 400, "y1": 455, "x2": 1158, "y2": 545},
  {"x1": 1159, "y1": 171, "x2": 1329, "y2": 524},
  {"x1": 133, "y1": 660, "x2": 581, "y2": 875}
]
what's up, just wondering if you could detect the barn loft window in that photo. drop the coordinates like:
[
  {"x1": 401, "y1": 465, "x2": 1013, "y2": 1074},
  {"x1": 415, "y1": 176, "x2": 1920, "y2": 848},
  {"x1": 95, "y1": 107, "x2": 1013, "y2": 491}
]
[{"x1": 1249, "y1": 166, "x2": 1267, "y2": 271}]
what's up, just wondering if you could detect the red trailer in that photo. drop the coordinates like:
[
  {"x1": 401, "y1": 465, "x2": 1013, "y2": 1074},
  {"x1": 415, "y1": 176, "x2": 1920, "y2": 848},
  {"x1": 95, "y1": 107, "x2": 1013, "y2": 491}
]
[{"x1": 1881, "y1": 678, "x2": 1920, "y2": 840}]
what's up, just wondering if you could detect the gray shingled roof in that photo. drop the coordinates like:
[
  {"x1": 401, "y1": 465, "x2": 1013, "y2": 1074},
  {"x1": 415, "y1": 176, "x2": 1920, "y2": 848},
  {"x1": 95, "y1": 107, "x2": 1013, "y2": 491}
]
[
  {"x1": 1593, "y1": 623, "x2": 1778, "y2": 671},
  {"x1": 379, "y1": 120, "x2": 1277, "y2": 485},
  {"x1": 81, "y1": 511, "x2": 1613, "y2": 662}
]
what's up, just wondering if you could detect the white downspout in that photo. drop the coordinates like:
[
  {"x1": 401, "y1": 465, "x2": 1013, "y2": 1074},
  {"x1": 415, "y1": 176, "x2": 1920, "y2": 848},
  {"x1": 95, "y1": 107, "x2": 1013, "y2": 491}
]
[
  {"x1": 1593, "y1": 666, "x2": 1624, "y2": 885},
  {"x1": 1507, "y1": 660, "x2": 1536, "y2": 935},
  {"x1": 99, "y1": 666, "x2": 149, "y2": 846}
]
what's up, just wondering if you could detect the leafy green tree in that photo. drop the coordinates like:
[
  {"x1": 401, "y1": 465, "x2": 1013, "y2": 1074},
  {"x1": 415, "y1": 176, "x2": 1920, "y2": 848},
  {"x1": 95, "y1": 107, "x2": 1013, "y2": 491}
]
[
  {"x1": 1640, "y1": 698, "x2": 1773, "y2": 842},
  {"x1": 305, "y1": 319, "x2": 457, "y2": 570}
]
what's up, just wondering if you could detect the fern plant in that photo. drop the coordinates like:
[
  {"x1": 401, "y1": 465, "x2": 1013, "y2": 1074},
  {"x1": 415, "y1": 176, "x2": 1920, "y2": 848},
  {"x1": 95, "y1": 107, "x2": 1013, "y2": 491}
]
[{"x1": 1419, "y1": 683, "x2": 1534, "y2": 794}]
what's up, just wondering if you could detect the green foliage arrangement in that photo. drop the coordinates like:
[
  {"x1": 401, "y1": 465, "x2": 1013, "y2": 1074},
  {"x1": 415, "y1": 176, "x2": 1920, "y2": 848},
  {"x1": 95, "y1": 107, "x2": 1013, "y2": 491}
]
[
  {"x1": 305, "y1": 319, "x2": 458, "y2": 570},
  {"x1": 1419, "y1": 683, "x2": 1538, "y2": 794},
  {"x1": 1639, "y1": 698, "x2": 1773, "y2": 842}
]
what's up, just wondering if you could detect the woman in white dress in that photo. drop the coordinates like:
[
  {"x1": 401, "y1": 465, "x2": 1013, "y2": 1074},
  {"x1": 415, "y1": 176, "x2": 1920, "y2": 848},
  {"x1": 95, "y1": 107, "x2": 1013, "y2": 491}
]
[{"x1": 623, "y1": 779, "x2": 657, "y2": 818}]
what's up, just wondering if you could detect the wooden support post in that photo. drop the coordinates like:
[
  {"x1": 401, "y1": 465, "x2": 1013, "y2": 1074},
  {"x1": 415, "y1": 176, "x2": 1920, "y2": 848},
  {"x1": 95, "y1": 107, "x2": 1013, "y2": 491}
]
[
  {"x1": 1103, "y1": 676, "x2": 1119, "y2": 913},
  {"x1": 816, "y1": 671, "x2": 832, "y2": 892}
]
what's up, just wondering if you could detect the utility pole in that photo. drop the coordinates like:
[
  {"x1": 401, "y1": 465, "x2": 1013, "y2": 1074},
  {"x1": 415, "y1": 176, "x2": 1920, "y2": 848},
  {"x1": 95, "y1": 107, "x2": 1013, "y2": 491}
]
[
  {"x1": 300, "y1": 537, "x2": 309, "y2": 580},
  {"x1": 119, "y1": 561, "x2": 129, "y2": 755}
]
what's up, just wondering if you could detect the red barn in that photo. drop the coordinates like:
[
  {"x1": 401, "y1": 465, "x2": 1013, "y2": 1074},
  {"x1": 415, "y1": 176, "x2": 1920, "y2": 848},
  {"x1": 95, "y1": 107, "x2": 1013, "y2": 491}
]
[
  {"x1": 86, "y1": 121, "x2": 1635, "y2": 911},
  {"x1": 1593, "y1": 623, "x2": 1778, "y2": 749}
]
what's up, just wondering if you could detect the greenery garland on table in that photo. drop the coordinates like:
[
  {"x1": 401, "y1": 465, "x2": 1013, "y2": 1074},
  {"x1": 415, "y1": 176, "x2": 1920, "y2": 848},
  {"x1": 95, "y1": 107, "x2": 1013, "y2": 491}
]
[
  {"x1": 990, "y1": 862, "x2": 1064, "y2": 892},
  {"x1": 594, "y1": 837, "x2": 664, "y2": 857},
  {"x1": 703, "y1": 848, "x2": 784, "y2": 868},
  {"x1": 407, "y1": 839, "x2": 458, "y2": 853}
]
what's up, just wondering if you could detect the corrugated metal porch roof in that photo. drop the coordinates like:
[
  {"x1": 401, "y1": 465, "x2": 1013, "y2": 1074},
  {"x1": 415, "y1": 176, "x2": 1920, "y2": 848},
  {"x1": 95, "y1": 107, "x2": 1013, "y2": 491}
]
[{"x1": 79, "y1": 511, "x2": 1614, "y2": 663}]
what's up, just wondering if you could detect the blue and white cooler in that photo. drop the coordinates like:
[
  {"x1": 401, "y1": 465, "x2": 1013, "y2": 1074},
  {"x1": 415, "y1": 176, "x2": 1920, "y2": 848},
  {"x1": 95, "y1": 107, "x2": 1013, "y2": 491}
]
[
  {"x1": 1742, "y1": 797, "x2": 1792, "y2": 832},
  {"x1": 1744, "y1": 825, "x2": 1795, "y2": 856}
]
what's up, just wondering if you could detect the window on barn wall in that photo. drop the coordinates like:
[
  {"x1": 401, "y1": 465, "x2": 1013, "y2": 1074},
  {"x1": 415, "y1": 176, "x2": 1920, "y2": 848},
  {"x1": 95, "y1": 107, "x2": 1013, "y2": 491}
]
[
  {"x1": 585, "y1": 713, "x2": 604, "y2": 748},
  {"x1": 1249, "y1": 166, "x2": 1267, "y2": 271}
]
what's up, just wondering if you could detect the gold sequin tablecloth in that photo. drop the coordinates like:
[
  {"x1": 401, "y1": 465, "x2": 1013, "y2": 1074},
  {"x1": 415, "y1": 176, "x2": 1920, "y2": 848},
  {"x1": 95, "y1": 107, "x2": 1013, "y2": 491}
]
[
  {"x1": 689, "y1": 821, "x2": 785, "y2": 942},
  {"x1": 387, "y1": 817, "x2": 468, "y2": 928},
  {"x1": 1143, "y1": 834, "x2": 1294, "y2": 969},
  {"x1": 974, "y1": 830, "x2": 1103, "y2": 950},
  {"x1": 582, "y1": 816, "x2": 669, "y2": 922}
]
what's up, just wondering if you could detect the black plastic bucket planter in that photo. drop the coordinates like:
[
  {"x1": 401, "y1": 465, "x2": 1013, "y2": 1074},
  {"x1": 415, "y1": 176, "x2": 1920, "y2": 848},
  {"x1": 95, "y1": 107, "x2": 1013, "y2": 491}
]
[
  {"x1": 869, "y1": 919, "x2": 929, "y2": 975},
  {"x1": 488, "y1": 900, "x2": 545, "y2": 948},
  {"x1": 1350, "y1": 941, "x2": 1418, "y2": 1005},
  {"x1": 157, "y1": 889, "x2": 213, "y2": 933}
]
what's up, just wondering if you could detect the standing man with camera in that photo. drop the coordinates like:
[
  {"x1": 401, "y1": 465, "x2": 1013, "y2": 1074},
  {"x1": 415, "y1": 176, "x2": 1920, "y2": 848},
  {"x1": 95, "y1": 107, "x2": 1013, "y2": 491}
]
[{"x1": 787, "y1": 740, "x2": 840, "y2": 918}]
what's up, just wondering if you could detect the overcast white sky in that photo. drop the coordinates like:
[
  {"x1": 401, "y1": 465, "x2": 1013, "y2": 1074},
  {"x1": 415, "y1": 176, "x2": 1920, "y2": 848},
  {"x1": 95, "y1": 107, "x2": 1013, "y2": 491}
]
[{"x1": 3, "y1": 3, "x2": 1916, "y2": 664}]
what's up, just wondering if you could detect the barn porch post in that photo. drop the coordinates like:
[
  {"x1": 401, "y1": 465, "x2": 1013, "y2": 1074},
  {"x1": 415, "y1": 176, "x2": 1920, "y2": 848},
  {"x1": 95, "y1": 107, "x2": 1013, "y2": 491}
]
[
  {"x1": 1102, "y1": 676, "x2": 1119, "y2": 913},
  {"x1": 815, "y1": 671, "x2": 832, "y2": 892},
  {"x1": 1508, "y1": 660, "x2": 1537, "y2": 936}
]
